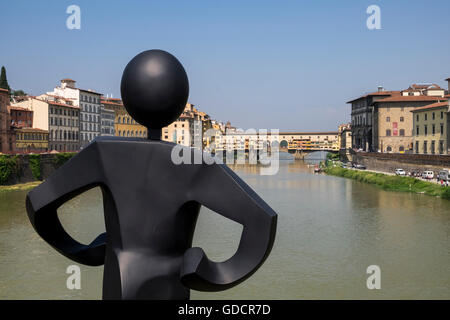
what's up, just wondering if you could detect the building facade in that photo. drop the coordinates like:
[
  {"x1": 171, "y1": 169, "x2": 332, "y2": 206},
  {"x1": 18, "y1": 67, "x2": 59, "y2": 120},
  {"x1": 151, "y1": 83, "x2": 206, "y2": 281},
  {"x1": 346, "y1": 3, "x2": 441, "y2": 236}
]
[
  {"x1": 48, "y1": 79, "x2": 101, "y2": 148},
  {"x1": 0, "y1": 88, "x2": 16, "y2": 154},
  {"x1": 347, "y1": 88, "x2": 400, "y2": 151},
  {"x1": 100, "y1": 106, "x2": 115, "y2": 136},
  {"x1": 373, "y1": 96, "x2": 445, "y2": 153},
  {"x1": 8, "y1": 106, "x2": 33, "y2": 128},
  {"x1": 411, "y1": 101, "x2": 450, "y2": 155},
  {"x1": 338, "y1": 123, "x2": 352, "y2": 150},
  {"x1": 101, "y1": 97, "x2": 147, "y2": 138},
  {"x1": 15, "y1": 128, "x2": 48, "y2": 153},
  {"x1": 48, "y1": 101, "x2": 80, "y2": 152}
]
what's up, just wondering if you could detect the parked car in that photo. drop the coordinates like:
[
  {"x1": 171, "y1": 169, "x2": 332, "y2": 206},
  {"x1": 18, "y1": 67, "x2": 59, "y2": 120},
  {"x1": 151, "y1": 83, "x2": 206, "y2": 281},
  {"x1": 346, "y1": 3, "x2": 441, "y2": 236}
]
[
  {"x1": 395, "y1": 169, "x2": 406, "y2": 176},
  {"x1": 422, "y1": 171, "x2": 434, "y2": 180},
  {"x1": 437, "y1": 170, "x2": 449, "y2": 181},
  {"x1": 355, "y1": 164, "x2": 366, "y2": 170}
]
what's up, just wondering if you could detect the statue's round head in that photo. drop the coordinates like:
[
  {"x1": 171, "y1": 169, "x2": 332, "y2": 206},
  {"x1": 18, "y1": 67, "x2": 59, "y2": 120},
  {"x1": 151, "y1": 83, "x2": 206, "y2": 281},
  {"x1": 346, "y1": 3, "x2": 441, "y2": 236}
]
[{"x1": 120, "y1": 49, "x2": 189, "y2": 129}]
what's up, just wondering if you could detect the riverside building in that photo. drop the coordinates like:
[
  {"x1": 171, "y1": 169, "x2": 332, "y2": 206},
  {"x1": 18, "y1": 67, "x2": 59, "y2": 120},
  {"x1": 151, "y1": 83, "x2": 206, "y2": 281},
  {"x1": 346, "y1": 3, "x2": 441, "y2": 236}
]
[{"x1": 411, "y1": 100, "x2": 450, "y2": 155}]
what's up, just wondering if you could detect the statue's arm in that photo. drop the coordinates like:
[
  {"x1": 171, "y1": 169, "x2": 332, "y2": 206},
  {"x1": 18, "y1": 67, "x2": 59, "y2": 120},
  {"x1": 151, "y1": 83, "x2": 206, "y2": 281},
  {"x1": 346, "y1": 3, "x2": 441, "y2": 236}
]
[
  {"x1": 181, "y1": 164, "x2": 277, "y2": 291},
  {"x1": 26, "y1": 142, "x2": 106, "y2": 266}
]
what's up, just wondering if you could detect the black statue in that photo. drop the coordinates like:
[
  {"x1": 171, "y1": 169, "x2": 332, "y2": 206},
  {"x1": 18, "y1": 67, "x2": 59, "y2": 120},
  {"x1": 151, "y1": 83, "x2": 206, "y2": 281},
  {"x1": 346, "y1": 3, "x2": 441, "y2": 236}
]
[{"x1": 26, "y1": 50, "x2": 277, "y2": 299}]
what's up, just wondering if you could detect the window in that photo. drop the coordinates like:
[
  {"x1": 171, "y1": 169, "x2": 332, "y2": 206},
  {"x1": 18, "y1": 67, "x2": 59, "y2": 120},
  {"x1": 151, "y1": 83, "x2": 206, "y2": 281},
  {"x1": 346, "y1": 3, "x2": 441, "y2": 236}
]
[
  {"x1": 432, "y1": 124, "x2": 435, "y2": 135},
  {"x1": 386, "y1": 146, "x2": 392, "y2": 152},
  {"x1": 386, "y1": 129, "x2": 391, "y2": 136},
  {"x1": 415, "y1": 141, "x2": 419, "y2": 154},
  {"x1": 424, "y1": 125, "x2": 428, "y2": 135},
  {"x1": 423, "y1": 141, "x2": 427, "y2": 154},
  {"x1": 425, "y1": 114, "x2": 428, "y2": 121},
  {"x1": 431, "y1": 140, "x2": 435, "y2": 154},
  {"x1": 400, "y1": 117, "x2": 404, "y2": 122},
  {"x1": 386, "y1": 117, "x2": 390, "y2": 122},
  {"x1": 399, "y1": 129, "x2": 405, "y2": 136},
  {"x1": 441, "y1": 111, "x2": 444, "y2": 119},
  {"x1": 416, "y1": 114, "x2": 419, "y2": 122},
  {"x1": 441, "y1": 124, "x2": 444, "y2": 135},
  {"x1": 439, "y1": 141, "x2": 444, "y2": 154},
  {"x1": 432, "y1": 112, "x2": 435, "y2": 120}
]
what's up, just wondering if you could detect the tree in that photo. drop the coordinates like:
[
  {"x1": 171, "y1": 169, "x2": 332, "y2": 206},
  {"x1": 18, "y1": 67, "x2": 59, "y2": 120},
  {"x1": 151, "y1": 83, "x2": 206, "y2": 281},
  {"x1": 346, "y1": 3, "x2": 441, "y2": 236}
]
[
  {"x1": 0, "y1": 66, "x2": 10, "y2": 91},
  {"x1": 12, "y1": 89, "x2": 27, "y2": 96}
]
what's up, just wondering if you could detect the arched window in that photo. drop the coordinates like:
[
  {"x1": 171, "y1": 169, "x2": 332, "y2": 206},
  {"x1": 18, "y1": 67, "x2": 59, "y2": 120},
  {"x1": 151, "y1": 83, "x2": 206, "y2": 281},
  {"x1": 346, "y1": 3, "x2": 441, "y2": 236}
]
[
  {"x1": 399, "y1": 129, "x2": 405, "y2": 136},
  {"x1": 386, "y1": 146, "x2": 392, "y2": 152}
]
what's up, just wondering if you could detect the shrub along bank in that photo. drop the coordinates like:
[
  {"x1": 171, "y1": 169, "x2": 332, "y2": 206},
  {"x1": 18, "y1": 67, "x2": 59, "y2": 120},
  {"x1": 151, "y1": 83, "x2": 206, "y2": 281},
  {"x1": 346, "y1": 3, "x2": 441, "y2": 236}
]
[{"x1": 324, "y1": 166, "x2": 450, "y2": 200}]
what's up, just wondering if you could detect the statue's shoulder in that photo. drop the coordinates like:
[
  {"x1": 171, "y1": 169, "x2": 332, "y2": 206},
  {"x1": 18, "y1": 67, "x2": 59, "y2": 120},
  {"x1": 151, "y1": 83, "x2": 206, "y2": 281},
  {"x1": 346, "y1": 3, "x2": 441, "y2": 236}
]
[{"x1": 86, "y1": 136, "x2": 177, "y2": 151}]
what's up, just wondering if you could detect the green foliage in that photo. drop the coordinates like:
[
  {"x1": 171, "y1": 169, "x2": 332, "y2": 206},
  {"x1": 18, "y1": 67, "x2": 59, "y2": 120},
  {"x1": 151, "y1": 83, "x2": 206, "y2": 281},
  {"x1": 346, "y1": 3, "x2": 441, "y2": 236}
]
[
  {"x1": 0, "y1": 155, "x2": 19, "y2": 185},
  {"x1": 326, "y1": 152, "x2": 339, "y2": 161},
  {"x1": 12, "y1": 89, "x2": 27, "y2": 96},
  {"x1": 0, "y1": 66, "x2": 10, "y2": 91},
  {"x1": 28, "y1": 154, "x2": 42, "y2": 181},
  {"x1": 324, "y1": 166, "x2": 450, "y2": 200},
  {"x1": 442, "y1": 188, "x2": 450, "y2": 200},
  {"x1": 53, "y1": 152, "x2": 76, "y2": 167}
]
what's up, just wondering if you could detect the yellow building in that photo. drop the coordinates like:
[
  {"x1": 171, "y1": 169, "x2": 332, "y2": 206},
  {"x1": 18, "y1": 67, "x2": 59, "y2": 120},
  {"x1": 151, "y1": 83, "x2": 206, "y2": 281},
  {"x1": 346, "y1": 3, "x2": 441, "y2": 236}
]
[
  {"x1": 373, "y1": 95, "x2": 444, "y2": 153},
  {"x1": 15, "y1": 128, "x2": 49, "y2": 153},
  {"x1": 411, "y1": 101, "x2": 450, "y2": 155},
  {"x1": 101, "y1": 98, "x2": 147, "y2": 138}
]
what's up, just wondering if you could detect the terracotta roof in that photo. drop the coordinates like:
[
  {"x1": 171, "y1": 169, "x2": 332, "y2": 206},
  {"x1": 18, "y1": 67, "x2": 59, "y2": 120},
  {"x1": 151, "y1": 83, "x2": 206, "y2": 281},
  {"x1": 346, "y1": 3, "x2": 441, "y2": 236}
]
[
  {"x1": 101, "y1": 99, "x2": 123, "y2": 106},
  {"x1": 9, "y1": 106, "x2": 32, "y2": 112},
  {"x1": 47, "y1": 101, "x2": 80, "y2": 109},
  {"x1": 16, "y1": 127, "x2": 48, "y2": 133},
  {"x1": 0, "y1": 88, "x2": 9, "y2": 93},
  {"x1": 410, "y1": 101, "x2": 449, "y2": 112},
  {"x1": 346, "y1": 91, "x2": 401, "y2": 103},
  {"x1": 79, "y1": 88, "x2": 102, "y2": 95},
  {"x1": 409, "y1": 83, "x2": 442, "y2": 90},
  {"x1": 373, "y1": 96, "x2": 446, "y2": 103}
]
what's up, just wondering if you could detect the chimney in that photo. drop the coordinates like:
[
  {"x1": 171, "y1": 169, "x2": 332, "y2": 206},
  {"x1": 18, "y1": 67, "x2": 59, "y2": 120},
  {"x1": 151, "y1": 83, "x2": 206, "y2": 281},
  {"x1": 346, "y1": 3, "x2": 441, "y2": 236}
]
[
  {"x1": 377, "y1": 86, "x2": 384, "y2": 92},
  {"x1": 61, "y1": 78, "x2": 76, "y2": 89}
]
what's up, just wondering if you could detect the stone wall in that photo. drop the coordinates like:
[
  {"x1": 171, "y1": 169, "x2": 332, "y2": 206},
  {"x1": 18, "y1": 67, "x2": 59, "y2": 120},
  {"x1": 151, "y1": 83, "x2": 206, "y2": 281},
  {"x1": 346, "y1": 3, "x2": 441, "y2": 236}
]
[
  {"x1": 351, "y1": 151, "x2": 450, "y2": 174},
  {"x1": 1, "y1": 153, "x2": 73, "y2": 185}
]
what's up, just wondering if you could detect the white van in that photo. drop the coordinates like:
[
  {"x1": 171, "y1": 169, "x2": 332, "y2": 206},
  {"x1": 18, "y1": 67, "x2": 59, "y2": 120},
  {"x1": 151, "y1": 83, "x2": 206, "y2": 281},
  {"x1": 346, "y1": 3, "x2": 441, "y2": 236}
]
[{"x1": 422, "y1": 171, "x2": 434, "y2": 180}]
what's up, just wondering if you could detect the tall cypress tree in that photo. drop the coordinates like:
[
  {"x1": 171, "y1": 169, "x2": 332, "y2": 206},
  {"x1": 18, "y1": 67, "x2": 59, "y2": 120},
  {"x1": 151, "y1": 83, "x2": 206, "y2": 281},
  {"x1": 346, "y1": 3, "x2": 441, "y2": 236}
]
[{"x1": 0, "y1": 66, "x2": 10, "y2": 91}]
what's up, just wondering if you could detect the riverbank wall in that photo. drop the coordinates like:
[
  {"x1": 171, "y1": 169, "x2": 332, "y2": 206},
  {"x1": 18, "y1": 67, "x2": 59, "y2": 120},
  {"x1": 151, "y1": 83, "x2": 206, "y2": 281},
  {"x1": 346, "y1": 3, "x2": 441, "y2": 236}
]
[
  {"x1": 343, "y1": 150, "x2": 450, "y2": 175},
  {"x1": 0, "y1": 153, "x2": 75, "y2": 185}
]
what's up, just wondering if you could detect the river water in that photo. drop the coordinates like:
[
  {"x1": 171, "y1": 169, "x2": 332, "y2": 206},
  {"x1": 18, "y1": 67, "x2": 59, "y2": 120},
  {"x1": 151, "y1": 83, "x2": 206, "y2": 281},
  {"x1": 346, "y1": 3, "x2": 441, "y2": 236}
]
[{"x1": 0, "y1": 161, "x2": 449, "y2": 299}]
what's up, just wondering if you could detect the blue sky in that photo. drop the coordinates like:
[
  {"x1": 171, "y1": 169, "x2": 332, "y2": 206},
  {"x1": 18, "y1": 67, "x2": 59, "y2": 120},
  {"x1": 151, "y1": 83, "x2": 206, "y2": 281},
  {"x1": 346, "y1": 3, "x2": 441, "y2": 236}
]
[{"x1": 1, "y1": 0, "x2": 449, "y2": 131}]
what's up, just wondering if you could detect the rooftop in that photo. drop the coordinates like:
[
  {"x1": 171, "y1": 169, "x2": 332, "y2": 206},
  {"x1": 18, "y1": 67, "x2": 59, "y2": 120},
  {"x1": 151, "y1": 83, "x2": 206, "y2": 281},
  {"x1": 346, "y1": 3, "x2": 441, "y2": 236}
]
[
  {"x1": 374, "y1": 96, "x2": 446, "y2": 103},
  {"x1": 346, "y1": 91, "x2": 401, "y2": 104},
  {"x1": 409, "y1": 83, "x2": 442, "y2": 90},
  {"x1": 410, "y1": 101, "x2": 449, "y2": 112},
  {"x1": 46, "y1": 100, "x2": 80, "y2": 109}
]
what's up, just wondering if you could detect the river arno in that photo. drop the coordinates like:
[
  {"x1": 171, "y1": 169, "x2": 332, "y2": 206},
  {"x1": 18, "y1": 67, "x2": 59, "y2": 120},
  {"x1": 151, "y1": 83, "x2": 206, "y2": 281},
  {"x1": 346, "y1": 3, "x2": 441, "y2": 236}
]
[{"x1": 0, "y1": 161, "x2": 449, "y2": 299}]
